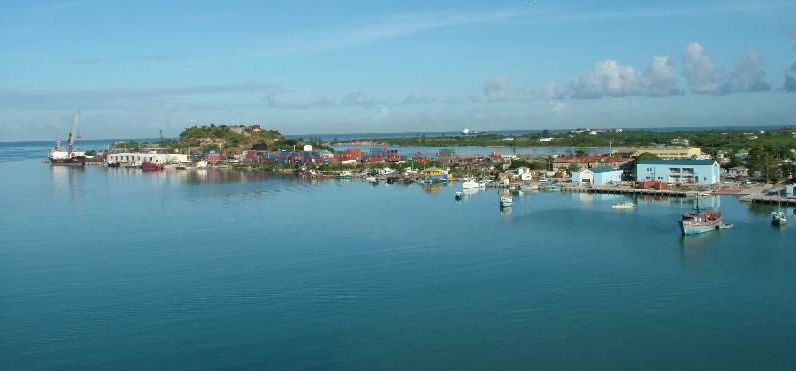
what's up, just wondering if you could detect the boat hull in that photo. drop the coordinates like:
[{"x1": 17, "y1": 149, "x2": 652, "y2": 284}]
[
  {"x1": 680, "y1": 221, "x2": 720, "y2": 235},
  {"x1": 49, "y1": 158, "x2": 86, "y2": 167}
]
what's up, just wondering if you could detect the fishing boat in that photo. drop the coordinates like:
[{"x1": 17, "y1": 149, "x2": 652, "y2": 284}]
[
  {"x1": 48, "y1": 110, "x2": 86, "y2": 167},
  {"x1": 611, "y1": 201, "x2": 635, "y2": 209},
  {"x1": 499, "y1": 193, "x2": 513, "y2": 208},
  {"x1": 680, "y1": 196, "x2": 723, "y2": 235},
  {"x1": 140, "y1": 161, "x2": 164, "y2": 171}
]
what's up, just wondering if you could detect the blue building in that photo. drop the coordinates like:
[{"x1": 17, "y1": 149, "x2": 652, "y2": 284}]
[
  {"x1": 571, "y1": 166, "x2": 623, "y2": 185},
  {"x1": 636, "y1": 160, "x2": 720, "y2": 185}
]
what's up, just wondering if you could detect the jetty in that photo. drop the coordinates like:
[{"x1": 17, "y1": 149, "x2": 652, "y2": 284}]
[
  {"x1": 739, "y1": 194, "x2": 796, "y2": 205},
  {"x1": 562, "y1": 185, "x2": 693, "y2": 197}
]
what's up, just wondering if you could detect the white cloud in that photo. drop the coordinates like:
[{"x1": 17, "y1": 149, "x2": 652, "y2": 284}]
[
  {"x1": 683, "y1": 42, "x2": 772, "y2": 95},
  {"x1": 730, "y1": 50, "x2": 771, "y2": 92},
  {"x1": 641, "y1": 56, "x2": 681, "y2": 97},
  {"x1": 570, "y1": 60, "x2": 640, "y2": 99},
  {"x1": 561, "y1": 57, "x2": 680, "y2": 99},
  {"x1": 483, "y1": 77, "x2": 509, "y2": 101},
  {"x1": 682, "y1": 42, "x2": 730, "y2": 95}
]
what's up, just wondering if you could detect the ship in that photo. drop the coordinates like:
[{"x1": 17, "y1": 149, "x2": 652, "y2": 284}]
[
  {"x1": 140, "y1": 161, "x2": 165, "y2": 171},
  {"x1": 48, "y1": 110, "x2": 86, "y2": 166},
  {"x1": 680, "y1": 196, "x2": 722, "y2": 235}
]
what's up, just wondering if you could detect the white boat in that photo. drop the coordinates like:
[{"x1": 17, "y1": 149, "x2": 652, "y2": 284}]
[
  {"x1": 365, "y1": 176, "x2": 378, "y2": 183},
  {"x1": 772, "y1": 211, "x2": 787, "y2": 226},
  {"x1": 499, "y1": 194, "x2": 513, "y2": 208},
  {"x1": 462, "y1": 178, "x2": 486, "y2": 189},
  {"x1": 611, "y1": 201, "x2": 635, "y2": 209}
]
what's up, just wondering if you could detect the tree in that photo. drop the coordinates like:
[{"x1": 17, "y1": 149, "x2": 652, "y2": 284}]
[
  {"x1": 567, "y1": 163, "x2": 581, "y2": 173},
  {"x1": 575, "y1": 149, "x2": 588, "y2": 157},
  {"x1": 541, "y1": 129, "x2": 550, "y2": 137},
  {"x1": 634, "y1": 152, "x2": 660, "y2": 161}
]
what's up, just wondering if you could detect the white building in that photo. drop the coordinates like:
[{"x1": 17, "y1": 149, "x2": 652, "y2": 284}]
[{"x1": 108, "y1": 152, "x2": 190, "y2": 164}]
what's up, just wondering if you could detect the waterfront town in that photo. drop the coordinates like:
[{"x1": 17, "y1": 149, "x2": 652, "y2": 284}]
[{"x1": 52, "y1": 124, "x2": 796, "y2": 205}]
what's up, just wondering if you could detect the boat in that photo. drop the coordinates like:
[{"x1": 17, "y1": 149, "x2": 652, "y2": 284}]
[
  {"x1": 140, "y1": 161, "x2": 164, "y2": 171},
  {"x1": 336, "y1": 171, "x2": 353, "y2": 179},
  {"x1": 771, "y1": 211, "x2": 787, "y2": 226},
  {"x1": 462, "y1": 178, "x2": 481, "y2": 190},
  {"x1": 455, "y1": 191, "x2": 463, "y2": 200},
  {"x1": 680, "y1": 196, "x2": 723, "y2": 235},
  {"x1": 48, "y1": 110, "x2": 86, "y2": 167},
  {"x1": 107, "y1": 161, "x2": 121, "y2": 168},
  {"x1": 611, "y1": 201, "x2": 635, "y2": 209},
  {"x1": 365, "y1": 176, "x2": 378, "y2": 183},
  {"x1": 499, "y1": 193, "x2": 513, "y2": 208}
]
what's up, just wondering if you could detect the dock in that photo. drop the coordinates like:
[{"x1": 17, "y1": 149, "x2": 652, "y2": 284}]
[
  {"x1": 562, "y1": 185, "x2": 693, "y2": 197},
  {"x1": 739, "y1": 194, "x2": 796, "y2": 205}
]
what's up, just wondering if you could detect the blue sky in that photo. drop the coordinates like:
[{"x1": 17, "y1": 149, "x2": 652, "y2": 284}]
[{"x1": 1, "y1": 0, "x2": 795, "y2": 140}]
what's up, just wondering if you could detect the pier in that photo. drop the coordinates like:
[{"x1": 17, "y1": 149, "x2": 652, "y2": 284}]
[
  {"x1": 739, "y1": 194, "x2": 796, "y2": 205},
  {"x1": 562, "y1": 185, "x2": 693, "y2": 197}
]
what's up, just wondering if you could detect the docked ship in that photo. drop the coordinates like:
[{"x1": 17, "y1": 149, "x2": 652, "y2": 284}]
[
  {"x1": 140, "y1": 161, "x2": 165, "y2": 171},
  {"x1": 48, "y1": 110, "x2": 86, "y2": 166},
  {"x1": 680, "y1": 197, "x2": 722, "y2": 235}
]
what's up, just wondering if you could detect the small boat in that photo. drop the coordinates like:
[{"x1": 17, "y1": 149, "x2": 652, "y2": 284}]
[
  {"x1": 336, "y1": 171, "x2": 353, "y2": 179},
  {"x1": 455, "y1": 191, "x2": 463, "y2": 200},
  {"x1": 611, "y1": 201, "x2": 635, "y2": 209},
  {"x1": 772, "y1": 211, "x2": 787, "y2": 226},
  {"x1": 107, "y1": 161, "x2": 121, "y2": 168},
  {"x1": 680, "y1": 196, "x2": 724, "y2": 235},
  {"x1": 499, "y1": 193, "x2": 513, "y2": 208},
  {"x1": 365, "y1": 176, "x2": 378, "y2": 183},
  {"x1": 140, "y1": 161, "x2": 165, "y2": 171}
]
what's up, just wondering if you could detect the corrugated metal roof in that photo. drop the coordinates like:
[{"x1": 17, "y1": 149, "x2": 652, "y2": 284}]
[
  {"x1": 588, "y1": 166, "x2": 621, "y2": 173},
  {"x1": 636, "y1": 159, "x2": 717, "y2": 165}
]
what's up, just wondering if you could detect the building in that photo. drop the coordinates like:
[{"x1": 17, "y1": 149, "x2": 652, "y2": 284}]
[
  {"x1": 552, "y1": 155, "x2": 631, "y2": 172},
  {"x1": 725, "y1": 166, "x2": 749, "y2": 178},
  {"x1": 205, "y1": 151, "x2": 222, "y2": 163},
  {"x1": 107, "y1": 152, "x2": 190, "y2": 164},
  {"x1": 631, "y1": 147, "x2": 703, "y2": 160},
  {"x1": 422, "y1": 167, "x2": 448, "y2": 181},
  {"x1": 636, "y1": 160, "x2": 720, "y2": 185},
  {"x1": 571, "y1": 166, "x2": 623, "y2": 185}
]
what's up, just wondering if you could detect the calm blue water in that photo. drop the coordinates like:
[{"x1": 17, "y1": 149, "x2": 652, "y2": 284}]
[{"x1": 1, "y1": 147, "x2": 795, "y2": 370}]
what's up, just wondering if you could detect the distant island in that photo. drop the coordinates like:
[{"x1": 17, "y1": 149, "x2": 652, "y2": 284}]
[
  {"x1": 334, "y1": 127, "x2": 796, "y2": 153},
  {"x1": 112, "y1": 124, "x2": 331, "y2": 153}
]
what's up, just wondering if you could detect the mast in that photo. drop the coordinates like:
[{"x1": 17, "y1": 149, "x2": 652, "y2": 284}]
[{"x1": 67, "y1": 109, "x2": 79, "y2": 153}]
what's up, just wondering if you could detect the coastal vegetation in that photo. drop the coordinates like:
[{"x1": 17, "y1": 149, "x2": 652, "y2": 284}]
[{"x1": 351, "y1": 128, "x2": 796, "y2": 152}]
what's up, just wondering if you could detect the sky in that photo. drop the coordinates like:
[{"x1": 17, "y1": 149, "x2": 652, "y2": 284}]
[{"x1": 1, "y1": 0, "x2": 796, "y2": 140}]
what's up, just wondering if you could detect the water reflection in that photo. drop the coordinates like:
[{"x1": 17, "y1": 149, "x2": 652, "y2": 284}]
[{"x1": 50, "y1": 165, "x2": 84, "y2": 201}]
